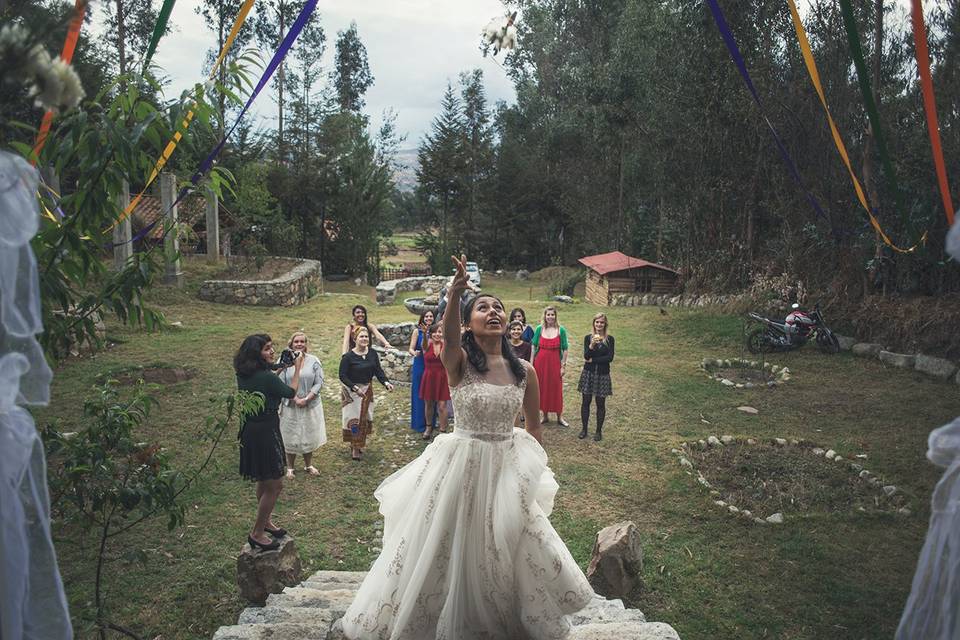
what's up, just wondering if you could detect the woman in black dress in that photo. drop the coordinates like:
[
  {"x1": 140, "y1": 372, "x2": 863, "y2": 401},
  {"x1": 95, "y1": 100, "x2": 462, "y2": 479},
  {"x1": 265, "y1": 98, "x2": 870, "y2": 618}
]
[
  {"x1": 235, "y1": 334, "x2": 304, "y2": 551},
  {"x1": 339, "y1": 326, "x2": 395, "y2": 460},
  {"x1": 578, "y1": 313, "x2": 614, "y2": 441}
]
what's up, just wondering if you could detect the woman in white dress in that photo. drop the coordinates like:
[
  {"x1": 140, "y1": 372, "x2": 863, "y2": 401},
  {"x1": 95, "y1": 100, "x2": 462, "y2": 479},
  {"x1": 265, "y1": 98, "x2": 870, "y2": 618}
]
[
  {"x1": 341, "y1": 255, "x2": 594, "y2": 640},
  {"x1": 278, "y1": 331, "x2": 327, "y2": 478}
]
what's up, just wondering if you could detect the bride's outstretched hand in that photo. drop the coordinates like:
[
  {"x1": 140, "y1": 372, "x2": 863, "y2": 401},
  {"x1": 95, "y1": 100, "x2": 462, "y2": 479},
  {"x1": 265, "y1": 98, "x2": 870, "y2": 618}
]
[{"x1": 450, "y1": 253, "x2": 469, "y2": 290}]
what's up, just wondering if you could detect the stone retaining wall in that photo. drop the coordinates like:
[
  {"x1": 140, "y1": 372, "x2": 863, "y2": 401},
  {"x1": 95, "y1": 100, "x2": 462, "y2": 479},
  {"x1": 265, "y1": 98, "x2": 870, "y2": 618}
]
[
  {"x1": 377, "y1": 322, "x2": 417, "y2": 348},
  {"x1": 611, "y1": 293, "x2": 742, "y2": 308},
  {"x1": 376, "y1": 276, "x2": 449, "y2": 305},
  {"x1": 198, "y1": 259, "x2": 322, "y2": 306},
  {"x1": 838, "y1": 335, "x2": 960, "y2": 385}
]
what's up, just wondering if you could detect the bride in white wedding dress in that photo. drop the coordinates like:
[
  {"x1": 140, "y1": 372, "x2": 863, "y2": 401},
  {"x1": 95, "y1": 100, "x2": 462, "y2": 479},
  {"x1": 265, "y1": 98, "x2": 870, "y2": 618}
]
[{"x1": 341, "y1": 254, "x2": 595, "y2": 640}]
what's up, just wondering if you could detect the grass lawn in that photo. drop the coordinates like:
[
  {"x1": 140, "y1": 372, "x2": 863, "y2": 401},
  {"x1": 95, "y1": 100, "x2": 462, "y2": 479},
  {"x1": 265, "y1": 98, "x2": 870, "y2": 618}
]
[{"x1": 38, "y1": 257, "x2": 956, "y2": 639}]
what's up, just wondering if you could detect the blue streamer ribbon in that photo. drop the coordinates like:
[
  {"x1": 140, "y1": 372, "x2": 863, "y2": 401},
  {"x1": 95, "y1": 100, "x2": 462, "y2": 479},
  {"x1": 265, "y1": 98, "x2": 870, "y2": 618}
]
[
  {"x1": 705, "y1": 0, "x2": 847, "y2": 241},
  {"x1": 124, "y1": 0, "x2": 319, "y2": 245}
]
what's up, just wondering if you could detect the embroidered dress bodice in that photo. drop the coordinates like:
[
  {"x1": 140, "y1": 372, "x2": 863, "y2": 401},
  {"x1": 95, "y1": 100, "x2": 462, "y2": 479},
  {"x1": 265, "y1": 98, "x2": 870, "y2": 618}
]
[{"x1": 450, "y1": 364, "x2": 525, "y2": 439}]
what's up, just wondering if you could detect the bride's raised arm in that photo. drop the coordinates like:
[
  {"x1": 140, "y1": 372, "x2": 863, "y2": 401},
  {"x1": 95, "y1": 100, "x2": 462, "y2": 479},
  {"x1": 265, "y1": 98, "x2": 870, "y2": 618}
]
[{"x1": 441, "y1": 253, "x2": 469, "y2": 386}]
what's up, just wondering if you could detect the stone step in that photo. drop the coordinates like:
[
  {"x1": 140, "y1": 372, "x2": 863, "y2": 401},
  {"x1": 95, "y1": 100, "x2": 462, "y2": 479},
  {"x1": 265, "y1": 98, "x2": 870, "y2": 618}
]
[
  {"x1": 238, "y1": 606, "x2": 337, "y2": 625},
  {"x1": 304, "y1": 570, "x2": 368, "y2": 584},
  {"x1": 301, "y1": 580, "x2": 362, "y2": 592},
  {"x1": 569, "y1": 621, "x2": 681, "y2": 640},
  {"x1": 211, "y1": 622, "x2": 330, "y2": 640},
  {"x1": 265, "y1": 587, "x2": 357, "y2": 611},
  {"x1": 571, "y1": 598, "x2": 647, "y2": 626}
]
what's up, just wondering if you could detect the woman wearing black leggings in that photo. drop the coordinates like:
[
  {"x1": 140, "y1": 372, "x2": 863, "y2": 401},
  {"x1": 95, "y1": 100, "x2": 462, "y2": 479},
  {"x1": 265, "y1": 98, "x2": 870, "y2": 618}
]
[{"x1": 577, "y1": 313, "x2": 614, "y2": 441}]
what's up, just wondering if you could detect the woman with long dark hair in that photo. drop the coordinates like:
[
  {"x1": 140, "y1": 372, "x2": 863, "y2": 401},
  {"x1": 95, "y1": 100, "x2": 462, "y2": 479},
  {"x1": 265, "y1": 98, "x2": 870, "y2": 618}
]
[
  {"x1": 407, "y1": 309, "x2": 436, "y2": 434},
  {"x1": 234, "y1": 334, "x2": 303, "y2": 551},
  {"x1": 509, "y1": 307, "x2": 535, "y2": 343},
  {"x1": 342, "y1": 255, "x2": 594, "y2": 639},
  {"x1": 341, "y1": 304, "x2": 391, "y2": 354},
  {"x1": 578, "y1": 313, "x2": 614, "y2": 441}
]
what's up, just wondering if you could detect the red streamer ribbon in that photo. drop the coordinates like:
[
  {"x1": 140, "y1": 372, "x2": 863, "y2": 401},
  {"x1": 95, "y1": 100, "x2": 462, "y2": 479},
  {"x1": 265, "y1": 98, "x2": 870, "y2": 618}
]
[{"x1": 911, "y1": 0, "x2": 955, "y2": 226}]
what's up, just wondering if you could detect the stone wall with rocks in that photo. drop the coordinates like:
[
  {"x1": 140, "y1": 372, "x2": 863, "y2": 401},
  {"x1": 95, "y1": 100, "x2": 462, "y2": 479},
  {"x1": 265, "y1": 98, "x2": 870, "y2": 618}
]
[
  {"x1": 610, "y1": 293, "x2": 742, "y2": 308},
  {"x1": 198, "y1": 258, "x2": 322, "y2": 307},
  {"x1": 376, "y1": 276, "x2": 449, "y2": 305},
  {"x1": 372, "y1": 345, "x2": 414, "y2": 384},
  {"x1": 376, "y1": 322, "x2": 417, "y2": 348},
  {"x1": 839, "y1": 335, "x2": 960, "y2": 385}
]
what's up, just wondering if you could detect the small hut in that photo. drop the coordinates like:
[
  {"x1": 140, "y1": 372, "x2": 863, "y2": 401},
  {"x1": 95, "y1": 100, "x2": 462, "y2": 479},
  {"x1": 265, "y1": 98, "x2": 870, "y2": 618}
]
[{"x1": 578, "y1": 251, "x2": 679, "y2": 306}]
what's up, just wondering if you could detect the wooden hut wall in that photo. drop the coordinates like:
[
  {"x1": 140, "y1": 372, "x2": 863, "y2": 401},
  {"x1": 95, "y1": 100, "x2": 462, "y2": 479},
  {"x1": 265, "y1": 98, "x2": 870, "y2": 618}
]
[{"x1": 585, "y1": 270, "x2": 610, "y2": 305}]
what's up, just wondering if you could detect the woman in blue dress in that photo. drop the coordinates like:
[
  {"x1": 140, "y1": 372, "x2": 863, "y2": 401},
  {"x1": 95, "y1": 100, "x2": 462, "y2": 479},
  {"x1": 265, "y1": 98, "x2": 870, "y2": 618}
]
[
  {"x1": 407, "y1": 310, "x2": 436, "y2": 436},
  {"x1": 510, "y1": 307, "x2": 535, "y2": 342}
]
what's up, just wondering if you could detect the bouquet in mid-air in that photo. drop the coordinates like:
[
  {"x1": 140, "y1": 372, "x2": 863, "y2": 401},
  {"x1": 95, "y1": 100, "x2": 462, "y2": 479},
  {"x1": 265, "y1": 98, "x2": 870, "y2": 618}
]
[{"x1": 482, "y1": 12, "x2": 518, "y2": 56}]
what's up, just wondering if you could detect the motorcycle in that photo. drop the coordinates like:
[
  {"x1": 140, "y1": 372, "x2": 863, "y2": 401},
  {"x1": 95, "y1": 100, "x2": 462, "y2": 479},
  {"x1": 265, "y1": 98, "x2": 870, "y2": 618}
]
[{"x1": 746, "y1": 303, "x2": 840, "y2": 354}]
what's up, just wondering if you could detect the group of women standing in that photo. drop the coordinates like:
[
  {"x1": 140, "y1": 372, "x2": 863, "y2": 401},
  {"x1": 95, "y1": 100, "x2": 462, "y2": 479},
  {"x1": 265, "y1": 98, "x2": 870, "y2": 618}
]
[
  {"x1": 232, "y1": 301, "x2": 614, "y2": 551},
  {"x1": 349, "y1": 300, "x2": 618, "y2": 444}
]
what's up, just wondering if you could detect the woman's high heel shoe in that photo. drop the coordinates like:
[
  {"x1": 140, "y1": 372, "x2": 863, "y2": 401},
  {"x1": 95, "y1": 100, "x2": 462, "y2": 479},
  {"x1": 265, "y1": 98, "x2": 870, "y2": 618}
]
[{"x1": 248, "y1": 535, "x2": 280, "y2": 551}]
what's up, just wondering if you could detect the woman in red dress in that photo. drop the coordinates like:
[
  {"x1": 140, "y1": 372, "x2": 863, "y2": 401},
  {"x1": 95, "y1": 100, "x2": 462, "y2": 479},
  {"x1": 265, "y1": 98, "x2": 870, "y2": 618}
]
[
  {"x1": 419, "y1": 324, "x2": 450, "y2": 439},
  {"x1": 532, "y1": 306, "x2": 569, "y2": 426}
]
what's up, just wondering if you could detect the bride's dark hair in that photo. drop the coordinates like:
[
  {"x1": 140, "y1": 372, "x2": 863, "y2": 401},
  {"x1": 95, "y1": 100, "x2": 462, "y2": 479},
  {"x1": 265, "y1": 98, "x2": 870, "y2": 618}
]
[{"x1": 461, "y1": 294, "x2": 526, "y2": 386}]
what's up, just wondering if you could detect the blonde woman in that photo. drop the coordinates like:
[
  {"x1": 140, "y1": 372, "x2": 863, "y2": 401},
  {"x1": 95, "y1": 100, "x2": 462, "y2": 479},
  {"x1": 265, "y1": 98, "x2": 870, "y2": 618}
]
[
  {"x1": 531, "y1": 306, "x2": 569, "y2": 426},
  {"x1": 278, "y1": 331, "x2": 327, "y2": 477},
  {"x1": 578, "y1": 313, "x2": 614, "y2": 441},
  {"x1": 338, "y1": 326, "x2": 394, "y2": 460}
]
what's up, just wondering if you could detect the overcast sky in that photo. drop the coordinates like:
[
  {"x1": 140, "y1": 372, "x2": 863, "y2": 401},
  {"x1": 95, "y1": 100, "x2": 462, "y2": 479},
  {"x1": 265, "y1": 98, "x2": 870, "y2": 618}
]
[{"x1": 133, "y1": 0, "x2": 517, "y2": 149}]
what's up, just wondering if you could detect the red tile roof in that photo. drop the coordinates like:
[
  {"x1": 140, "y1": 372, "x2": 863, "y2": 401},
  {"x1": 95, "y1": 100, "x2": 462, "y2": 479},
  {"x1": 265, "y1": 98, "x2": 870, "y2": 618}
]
[{"x1": 578, "y1": 251, "x2": 678, "y2": 276}]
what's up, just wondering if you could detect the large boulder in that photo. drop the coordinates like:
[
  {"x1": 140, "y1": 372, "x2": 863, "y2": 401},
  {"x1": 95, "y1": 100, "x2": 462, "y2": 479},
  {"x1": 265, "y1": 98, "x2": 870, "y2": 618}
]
[
  {"x1": 915, "y1": 354, "x2": 958, "y2": 381},
  {"x1": 851, "y1": 343, "x2": 884, "y2": 358},
  {"x1": 237, "y1": 536, "x2": 302, "y2": 605},
  {"x1": 586, "y1": 521, "x2": 643, "y2": 598},
  {"x1": 834, "y1": 334, "x2": 857, "y2": 352},
  {"x1": 879, "y1": 350, "x2": 916, "y2": 369}
]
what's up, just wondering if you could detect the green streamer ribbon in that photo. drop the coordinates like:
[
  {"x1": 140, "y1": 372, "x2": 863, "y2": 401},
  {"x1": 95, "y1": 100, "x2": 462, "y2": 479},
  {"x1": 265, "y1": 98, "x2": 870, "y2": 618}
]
[
  {"x1": 142, "y1": 0, "x2": 177, "y2": 70},
  {"x1": 837, "y1": 0, "x2": 912, "y2": 233}
]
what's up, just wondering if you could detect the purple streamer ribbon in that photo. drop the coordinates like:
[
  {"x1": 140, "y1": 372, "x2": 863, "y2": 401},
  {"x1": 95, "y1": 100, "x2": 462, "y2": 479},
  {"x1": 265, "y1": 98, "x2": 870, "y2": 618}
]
[
  {"x1": 124, "y1": 0, "x2": 319, "y2": 245},
  {"x1": 706, "y1": 0, "x2": 848, "y2": 241}
]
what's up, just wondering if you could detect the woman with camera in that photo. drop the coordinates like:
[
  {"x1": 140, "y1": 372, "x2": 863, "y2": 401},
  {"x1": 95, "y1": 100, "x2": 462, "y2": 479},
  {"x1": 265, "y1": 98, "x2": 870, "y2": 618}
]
[
  {"x1": 578, "y1": 313, "x2": 615, "y2": 441},
  {"x1": 278, "y1": 331, "x2": 327, "y2": 478},
  {"x1": 234, "y1": 334, "x2": 304, "y2": 551},
  {"x1": 339, "y1": 326, "x2": 394, "y2": 460},
  {"x1": 342, "y1": 304, "x2": 391, "y2": 354}
]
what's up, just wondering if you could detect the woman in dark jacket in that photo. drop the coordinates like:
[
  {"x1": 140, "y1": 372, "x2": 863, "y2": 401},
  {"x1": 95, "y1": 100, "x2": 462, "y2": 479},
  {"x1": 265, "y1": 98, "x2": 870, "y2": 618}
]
[
  {"x1": 577, "y1": 313, "x2": 614, "y2": 441},
  {"x1": 339, "y1": 326, "x2": 394, "y2": 460},
  {"x1": 235, "y1": 334, "x2": 304, "y2": 550}
]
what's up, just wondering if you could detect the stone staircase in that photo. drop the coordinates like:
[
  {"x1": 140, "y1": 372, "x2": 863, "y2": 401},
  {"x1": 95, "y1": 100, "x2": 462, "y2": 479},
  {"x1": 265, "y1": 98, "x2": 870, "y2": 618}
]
[{"x1": 212, "y1": 570, "x2": 681, "y2": 640}]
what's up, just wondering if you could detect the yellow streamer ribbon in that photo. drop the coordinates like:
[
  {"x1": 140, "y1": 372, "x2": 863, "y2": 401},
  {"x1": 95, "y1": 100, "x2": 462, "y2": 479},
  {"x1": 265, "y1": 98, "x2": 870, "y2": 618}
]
[
  {"x1": 110, "y1": 0, "x2": 255, "y2": 230},
  {"x1": 786, "y1": 0, "x2": 925, "y2": 253}
]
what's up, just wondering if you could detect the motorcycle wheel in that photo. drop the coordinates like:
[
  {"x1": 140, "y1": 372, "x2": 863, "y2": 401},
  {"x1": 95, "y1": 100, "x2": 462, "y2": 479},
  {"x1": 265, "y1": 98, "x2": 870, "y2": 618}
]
[
  {"x1": 747, "y1": 328, "x2": 771, "y2": 354},
  {"x1": 816, "y1": 330, "x2": 840, "y2": 354}
]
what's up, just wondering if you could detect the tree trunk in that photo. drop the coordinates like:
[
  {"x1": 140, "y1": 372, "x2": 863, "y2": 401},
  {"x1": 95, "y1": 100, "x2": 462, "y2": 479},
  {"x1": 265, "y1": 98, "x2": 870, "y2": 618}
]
[
  {"x1": 616, "y1": 135, "x2": 625, "y2": 251},
  {"x1": 862, "y1": 0, "x2": 885, "y2": 296},
  {"x1": 115, "y1": 0, "x2": 126, "y2": 78},
  {"x1": 277, "y1": 1, "x2": 286, "y2": 164},
  {"x1": 217, "y1": 0, "x2": 226, "y2": 137}
]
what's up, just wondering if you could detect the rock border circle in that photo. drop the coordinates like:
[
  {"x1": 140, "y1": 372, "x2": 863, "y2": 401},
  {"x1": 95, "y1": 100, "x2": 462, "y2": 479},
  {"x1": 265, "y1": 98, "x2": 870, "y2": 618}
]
[
  {"x1": 670, "y1": 436, "x2": 913, "y2": 525},
  {"x1": 699, "y1": 357, "x2": 790, "y2": 389}
]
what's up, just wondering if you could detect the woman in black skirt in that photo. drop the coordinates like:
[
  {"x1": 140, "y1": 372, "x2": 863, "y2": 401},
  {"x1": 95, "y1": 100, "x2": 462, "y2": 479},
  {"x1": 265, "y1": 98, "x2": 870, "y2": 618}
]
[
  {"x1": 578, "y1": 313, "x2": 614, "y2": 441},
  {"x1": 235, "y1": 334, "x2": 304, "y2": 551}
]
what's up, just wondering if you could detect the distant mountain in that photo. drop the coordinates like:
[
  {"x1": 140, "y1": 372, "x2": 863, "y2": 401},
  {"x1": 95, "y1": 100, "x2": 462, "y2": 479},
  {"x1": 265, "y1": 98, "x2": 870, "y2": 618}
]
[{"x1": 392, "y1": 148, "x2": 419, "y2": 193}]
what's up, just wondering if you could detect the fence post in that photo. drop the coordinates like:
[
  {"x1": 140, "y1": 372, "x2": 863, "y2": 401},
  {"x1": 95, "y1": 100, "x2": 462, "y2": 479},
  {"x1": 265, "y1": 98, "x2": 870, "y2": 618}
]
[
  {"x1": 204, "y1": 187, "x2": 220, "y2": 263},
  {"x1": 113, "y1": 180, "x2": 133, "y2": 270},
  {"x1": 160, "y1": 172, "x2": 183, "y2": 286}
]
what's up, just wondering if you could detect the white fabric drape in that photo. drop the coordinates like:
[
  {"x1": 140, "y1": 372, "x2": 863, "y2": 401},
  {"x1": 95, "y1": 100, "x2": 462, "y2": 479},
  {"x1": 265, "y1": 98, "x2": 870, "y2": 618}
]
[
  {"x1": 0, "y1": 151, "x2": 72, "y2": 640},
  {"x1": 896, "y1": 217, "x2": 960, "y2": 640}
]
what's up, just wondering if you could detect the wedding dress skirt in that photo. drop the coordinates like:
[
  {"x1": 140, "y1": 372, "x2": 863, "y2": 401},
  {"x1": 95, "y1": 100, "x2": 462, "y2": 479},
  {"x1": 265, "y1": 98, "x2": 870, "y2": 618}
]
[{"x1": 342, "y1": 366, "x2": 594, "y2": 639}]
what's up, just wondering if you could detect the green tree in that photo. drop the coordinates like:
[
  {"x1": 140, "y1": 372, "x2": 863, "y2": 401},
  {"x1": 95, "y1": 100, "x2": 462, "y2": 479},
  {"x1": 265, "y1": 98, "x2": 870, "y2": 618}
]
[
  {"x1": 417, "y1": 82, "x2": 466, "y2": 272},
  {"x1": 331, "y1": 21, "x2": 373, "y2": 113},
  {"x1": 196, "y1": 0, "x2": 256, "y2": 134}
]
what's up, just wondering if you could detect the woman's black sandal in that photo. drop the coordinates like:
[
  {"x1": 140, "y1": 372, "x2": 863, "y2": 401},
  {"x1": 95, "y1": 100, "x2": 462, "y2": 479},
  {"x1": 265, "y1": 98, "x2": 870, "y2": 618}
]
[{"x1": 248, "y1": 535, "x2": 280, "y2": 551}]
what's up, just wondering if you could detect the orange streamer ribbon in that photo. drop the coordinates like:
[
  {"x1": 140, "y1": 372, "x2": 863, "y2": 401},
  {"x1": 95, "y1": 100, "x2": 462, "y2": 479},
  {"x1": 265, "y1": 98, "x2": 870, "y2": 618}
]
[{"x1": 31, "y1": 0, "x2": 87, "y2": 164}]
